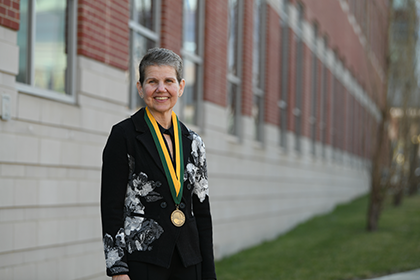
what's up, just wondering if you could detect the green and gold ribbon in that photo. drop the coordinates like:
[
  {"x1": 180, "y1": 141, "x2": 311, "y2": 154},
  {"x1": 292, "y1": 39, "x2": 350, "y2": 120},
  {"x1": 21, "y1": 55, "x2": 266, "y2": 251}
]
[{"x1": 144, "y1": 107, "x2": 184, "y2": 205}]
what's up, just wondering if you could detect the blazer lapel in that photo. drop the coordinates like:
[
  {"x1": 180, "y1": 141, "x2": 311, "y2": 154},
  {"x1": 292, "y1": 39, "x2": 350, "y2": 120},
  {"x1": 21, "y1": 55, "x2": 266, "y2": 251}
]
[
  {"x1": 181, "y1": 122, "x2": 192, "y2": 170},
  {"x1": 131, "y1": 108, "x2": 165, "y2": 175},
  {"x1": 131, "y1": 108, "x2": 193, "y2": 177}
]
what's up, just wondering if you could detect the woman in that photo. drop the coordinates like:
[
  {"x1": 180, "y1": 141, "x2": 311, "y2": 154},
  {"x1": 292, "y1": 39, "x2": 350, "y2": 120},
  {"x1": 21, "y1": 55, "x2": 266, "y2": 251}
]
[{"x1": 101, "y1": 48, "x2": 217, "y2": 280}]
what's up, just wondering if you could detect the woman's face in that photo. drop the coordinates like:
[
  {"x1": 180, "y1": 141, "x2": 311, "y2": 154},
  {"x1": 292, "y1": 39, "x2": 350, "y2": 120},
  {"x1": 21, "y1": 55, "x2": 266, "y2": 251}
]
[{"x1": 137, "y1": 65, "x2": 185, "y2": 119}]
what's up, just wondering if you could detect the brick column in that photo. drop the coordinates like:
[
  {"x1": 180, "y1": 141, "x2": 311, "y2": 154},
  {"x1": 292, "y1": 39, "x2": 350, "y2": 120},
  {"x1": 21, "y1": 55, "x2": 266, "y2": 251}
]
[
  {"x1": 240, "y1": 0, "x2": 253, "y2": 117},
  {"x1": 203, "y1": 0, "x2": 228, "y2": 106},
  {"x1": 160, "y1": 0, "x2": 183, "y2": 55},
  {"x1": 77, "y1": 0, "x2": 129, "y2": 70},
  {"x1": 0, "y1": 0, "x2": 19, "y2": 30}
]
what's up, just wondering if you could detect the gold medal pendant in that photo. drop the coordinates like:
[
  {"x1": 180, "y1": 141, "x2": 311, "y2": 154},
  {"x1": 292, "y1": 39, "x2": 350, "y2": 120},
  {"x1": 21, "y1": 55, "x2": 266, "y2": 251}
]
[{"x1": 171, "y1": 208, "x2": 185, "y2": 227}]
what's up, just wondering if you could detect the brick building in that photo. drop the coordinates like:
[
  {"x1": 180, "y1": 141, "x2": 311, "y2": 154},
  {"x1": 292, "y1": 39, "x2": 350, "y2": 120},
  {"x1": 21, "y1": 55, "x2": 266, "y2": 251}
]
[{"x1": 0, "y1": 0, "x2": 388, "y2": 279}]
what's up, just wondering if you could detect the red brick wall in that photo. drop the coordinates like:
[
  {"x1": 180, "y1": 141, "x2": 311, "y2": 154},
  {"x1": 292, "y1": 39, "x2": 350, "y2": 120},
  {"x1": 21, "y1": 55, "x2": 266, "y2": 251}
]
[
  {"x1": 240, "y1": 0, "x2": 253, "y2": 117},
  {"x1": 160, "y1": 0, "x2": 182, "y2": 55},
  {"x1": 77, "y1": 0, "x2": 129, "y2": 70},
  {"x1": 203, "y1": 0, "x2": 228, "y2": 107},
  {"x1": 264, "y1": 5, "x2": 280, "y2": 126},
  {"x1": 0, "y1": 0, "x2": 19, "y2": 30},
  {"x1": 300, "y1": 0, "x2": 388, "y2": 111}
]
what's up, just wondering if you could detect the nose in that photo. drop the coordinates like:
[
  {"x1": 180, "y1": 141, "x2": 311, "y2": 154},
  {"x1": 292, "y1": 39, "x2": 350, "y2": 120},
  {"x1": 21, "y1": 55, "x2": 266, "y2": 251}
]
[{"x1": 156, "y1": 81, "x2": 167, "y2": 92}]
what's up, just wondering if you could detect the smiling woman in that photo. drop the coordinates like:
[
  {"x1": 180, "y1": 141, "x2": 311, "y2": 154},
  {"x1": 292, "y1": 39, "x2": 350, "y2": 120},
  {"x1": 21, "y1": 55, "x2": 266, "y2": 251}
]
[
  {"x1": 101, "y1": 48, "x2": 217, "y2": 280},
  {"x1": 136, "y1": 65, "x2": 185, "y2": 129}
]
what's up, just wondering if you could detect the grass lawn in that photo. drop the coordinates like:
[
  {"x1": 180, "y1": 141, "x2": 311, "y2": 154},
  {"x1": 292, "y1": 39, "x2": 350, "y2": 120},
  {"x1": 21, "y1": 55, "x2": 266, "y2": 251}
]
[{"x1": 215, "y1": 194, "x2": 420, "y2": 280}]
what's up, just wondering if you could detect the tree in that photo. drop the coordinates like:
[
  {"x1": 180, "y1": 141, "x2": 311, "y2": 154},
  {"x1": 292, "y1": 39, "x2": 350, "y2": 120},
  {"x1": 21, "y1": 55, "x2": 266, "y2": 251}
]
[{"x1": 367, "y1": 0, "x2": 420, "y2": 231}]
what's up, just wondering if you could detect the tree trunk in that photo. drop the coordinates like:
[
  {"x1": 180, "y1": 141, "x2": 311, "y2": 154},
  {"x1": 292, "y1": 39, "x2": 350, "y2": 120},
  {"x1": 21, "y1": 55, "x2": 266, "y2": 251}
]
[
  {"x1": 393, "y1": 188, "x2": 404, "y2": 206},
  {"x1": 367, "y1": 111, "x2": 387, "y2": 231},
  {"x1": 367, "y1": 191, "x2": 382, "y2": 231},
  {"x1": 408, "y1": 143, "x2": 419, "y2": 196}
]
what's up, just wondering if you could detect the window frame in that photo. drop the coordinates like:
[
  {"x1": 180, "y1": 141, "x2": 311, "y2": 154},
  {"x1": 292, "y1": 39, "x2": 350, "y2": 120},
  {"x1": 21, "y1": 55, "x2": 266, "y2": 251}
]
[
  {"x1": 252, "y1": 0, "x2": 266, "y2": 143},
  {"x1": 320, "y1": 37, "x2": 328, "y2": 158},
  {"x1": 310, "y1": 23, "x2": 318, "y2": 155},
  {"x1": 16, "y1": 0, "x2": 78, "y2": 104},
  {"x1": 294, "y1": 3, "x2": 304, "y2": 152},
  {"x1": 227, "y1": 0, "x2": 244, "y2": 138},
  {"x1": 279, "y1": 0, "x2": 290, "y2": 149},
  {"x1": 129, "y1": 0, "x2": 161, "y2": 110},
  {"x1": 180, "y1": 0, "x2": 205, "y2": 127}
]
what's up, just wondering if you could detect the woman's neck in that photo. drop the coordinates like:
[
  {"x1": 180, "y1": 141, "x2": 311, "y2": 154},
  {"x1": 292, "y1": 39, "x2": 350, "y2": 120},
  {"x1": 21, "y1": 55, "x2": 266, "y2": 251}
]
[{"x1": 148, "y1": 108, "x2": 172, "y2": 129}]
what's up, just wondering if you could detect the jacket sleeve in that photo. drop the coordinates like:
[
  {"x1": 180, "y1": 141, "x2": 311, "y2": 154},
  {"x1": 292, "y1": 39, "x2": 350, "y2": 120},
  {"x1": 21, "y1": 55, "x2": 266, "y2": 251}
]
[
  {"x1": 101, "y1": 125, "x2": 130, "y2": 276},
  {"x1": 191, "y1": 138, "x2": 217, "y2": 280}
]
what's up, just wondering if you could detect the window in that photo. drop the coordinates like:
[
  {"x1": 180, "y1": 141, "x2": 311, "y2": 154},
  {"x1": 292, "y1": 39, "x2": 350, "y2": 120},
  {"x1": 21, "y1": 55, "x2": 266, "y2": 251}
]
[
  {"x1": 17, "y1": 0, "x2": 77, "y2": 103},
  {"x1": 227, "y1": 0, "x2": 243, "y2": 137},
  {"x1": 279, "y1": 0, "x2": 290, "y2": 148},
  {"x1": 332, "y1": 76, "x2": 339, "y2": 160},
  {"x1": 332, "y1": 69, "x2": 345, "y2": 162},
  {"x1": 252, "y1": 0, "x2": 266, "y2": 142},
  {"x1": 331, "y1": 54, "x2": 339, "y2": 160},
  {"x1": 310, "y1": 24, "x2": 318, "y2": 155},
  {"x1": 129, "y1": 0, "x2": 161, "y2": 109},
  {"x1": 294, "y1": 3, "x2": 304, "y2": 152},
  {"x1": 181, "y1": 0, "x2": 205, "y2": 125},
  {"x1": 320, "y1": 37, "x2": 328, "y2": 158},
  {"x1": 347, "y1": 91, "x2": 353, "y2": 156}
]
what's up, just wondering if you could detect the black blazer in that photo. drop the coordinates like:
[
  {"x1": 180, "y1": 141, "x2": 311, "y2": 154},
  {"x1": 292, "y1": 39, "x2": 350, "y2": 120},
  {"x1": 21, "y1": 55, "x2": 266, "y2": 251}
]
[{"x1": 101, "y1": 108, "x2": 216, "y2": 279}]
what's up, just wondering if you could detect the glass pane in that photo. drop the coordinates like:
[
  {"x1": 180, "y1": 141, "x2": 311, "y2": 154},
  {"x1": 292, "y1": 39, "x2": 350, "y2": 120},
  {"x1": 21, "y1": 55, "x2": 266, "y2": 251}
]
[
  {"x1": 34, "y1": 0, "x2": 67, "y2": 93},
  {"x1": 252, "y1": 95, "x2": 261, "y2": 141},
  {"x1": 134, "y1": 0, "x2": 155, "y2": 31},
  {"x1": 183, "y1": 0, "x2": 198, "y2": 53},
  {"x1": 252, "y1": 0, "x2": 261, "y2": 87},
  {"x1": 228, "y1": 0, "x2": 238, "y2": 75},
  {"x1": 132, "y1": 32, "x2": 156, "y2": 108},
  {"x1": 17, "y1": 0, "x2": 29, "y2": 84},
  {"x1": 227, "y1": 82, "x2": 237, "y2": 135},
  {"x1": 183, "y1": 59, "x2": 197, "y2": 124}
]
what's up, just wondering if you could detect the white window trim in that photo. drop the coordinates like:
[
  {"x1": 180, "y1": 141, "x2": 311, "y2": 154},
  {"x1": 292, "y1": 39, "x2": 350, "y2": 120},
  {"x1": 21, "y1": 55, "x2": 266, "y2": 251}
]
[
  {"x1": 252, "y1": 0, "x2": 266, "y2": 143},
  {"x1": 16, "y1": 0, "x2": 78, "y2": 104},
  {"x1": 180, "y1": 0, "x2": 205, "y2": 128},
  {"x1": 226, "y1": 0, "x2": 244, "y2": 139},
  {"x1": 279, "y1": 4, "x2": 290, "y2": 149},
  {"x1": 128, "y1": 0, "x2": 161, "y2": 110}
]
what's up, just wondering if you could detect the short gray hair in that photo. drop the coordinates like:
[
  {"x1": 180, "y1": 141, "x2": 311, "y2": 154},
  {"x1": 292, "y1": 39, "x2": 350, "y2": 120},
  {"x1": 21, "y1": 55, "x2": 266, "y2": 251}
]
[{"x1": 138, "y1": 48, "x2": 183, "y2": 85}]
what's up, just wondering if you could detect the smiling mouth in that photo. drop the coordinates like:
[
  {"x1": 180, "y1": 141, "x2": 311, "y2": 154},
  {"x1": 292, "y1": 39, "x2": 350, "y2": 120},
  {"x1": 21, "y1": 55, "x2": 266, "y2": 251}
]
[{"x1": 155, "y1": 97, "x2": 169, "y2": 100}]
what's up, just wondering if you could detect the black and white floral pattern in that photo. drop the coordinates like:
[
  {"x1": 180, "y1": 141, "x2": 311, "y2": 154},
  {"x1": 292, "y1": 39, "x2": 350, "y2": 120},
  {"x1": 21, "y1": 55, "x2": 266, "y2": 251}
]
[
  {"x1": 103, "y1": 229, "x2": 126, "y2": 270},
  {"x1": 124, "y1": 154, "x2": 164, "y2": 253},
  {"x1": 103, "y1": 155, "x2": 165, "y2": 267},
  {"x1": 184, "y1": 131, "x2": 209, "y2": 203}
]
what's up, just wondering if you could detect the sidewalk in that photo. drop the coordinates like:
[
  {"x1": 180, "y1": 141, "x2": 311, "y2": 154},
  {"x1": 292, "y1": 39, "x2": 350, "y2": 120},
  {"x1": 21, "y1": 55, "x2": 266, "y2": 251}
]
[{"x1": 367, "y1": 269, "x2": 420, "y2": 280}]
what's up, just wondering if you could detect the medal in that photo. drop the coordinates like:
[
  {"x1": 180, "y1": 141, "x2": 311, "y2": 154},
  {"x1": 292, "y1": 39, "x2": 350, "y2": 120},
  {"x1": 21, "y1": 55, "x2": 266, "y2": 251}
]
[
  {"x1": 145, "y1": 108, "x2": 185, "y2": 227},
  {"x1": 171, "y1": 207, "x2": 186, "y2": 227}
]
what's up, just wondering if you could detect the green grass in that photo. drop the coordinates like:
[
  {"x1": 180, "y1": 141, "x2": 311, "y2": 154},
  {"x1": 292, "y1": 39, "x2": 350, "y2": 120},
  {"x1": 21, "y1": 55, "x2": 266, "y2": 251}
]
[{"x1": 215, "y1": 194, "x2": 420, "y2": 280}]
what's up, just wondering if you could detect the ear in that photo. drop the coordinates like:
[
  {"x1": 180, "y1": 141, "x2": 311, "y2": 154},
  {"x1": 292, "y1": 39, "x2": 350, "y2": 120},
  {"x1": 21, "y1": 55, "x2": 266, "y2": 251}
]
[
  {"x1": 136, "y1": 81, "x2": 144, "y2": 98},
  {"x1": 178, "y1": 79, "x2": 185, "y2": 97}
]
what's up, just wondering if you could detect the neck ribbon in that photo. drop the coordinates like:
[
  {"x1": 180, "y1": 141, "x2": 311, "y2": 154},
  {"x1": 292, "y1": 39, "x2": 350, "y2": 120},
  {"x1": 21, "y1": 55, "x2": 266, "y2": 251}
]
[{"x1": 144, "y1": 107, "x2": 184, "y2": 205}]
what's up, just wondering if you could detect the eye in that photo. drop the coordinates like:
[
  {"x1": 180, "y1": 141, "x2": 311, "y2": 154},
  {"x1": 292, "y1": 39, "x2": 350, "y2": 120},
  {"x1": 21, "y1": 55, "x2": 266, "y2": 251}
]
[{"x1": 166, "y1": 79, "x2": 175, "y2": 84}]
